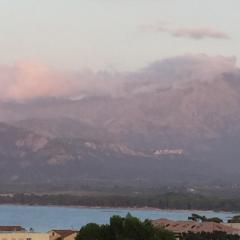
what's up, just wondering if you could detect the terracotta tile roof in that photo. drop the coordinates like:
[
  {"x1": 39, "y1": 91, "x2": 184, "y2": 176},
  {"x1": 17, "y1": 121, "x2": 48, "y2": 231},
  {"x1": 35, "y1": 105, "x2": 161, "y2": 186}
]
[
  {"x1": 51, "y1": 230, "x2": 77, "y2": 238},
  {"x1": 0, "y1": 226, "x2": 25, "y2": 232},
  {"x1": 152, "y1": 219, "x2": 240, "y2": 234}
]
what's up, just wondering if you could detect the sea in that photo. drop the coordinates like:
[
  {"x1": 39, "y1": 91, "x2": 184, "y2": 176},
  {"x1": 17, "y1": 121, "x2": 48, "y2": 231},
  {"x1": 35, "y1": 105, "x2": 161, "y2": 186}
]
[{"x1": 0, "y1": 205, "x2": 236, "y2": 232}]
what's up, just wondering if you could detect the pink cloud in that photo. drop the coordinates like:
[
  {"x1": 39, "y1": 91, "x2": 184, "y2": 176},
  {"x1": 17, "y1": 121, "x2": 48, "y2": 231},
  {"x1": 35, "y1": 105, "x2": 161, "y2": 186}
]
[
  {"x1": 0, "y1": 55, "x2": 238, "y2": 101},
  {"x1": 0, "y1": 62, "x2": 127, "y2": 101},
  {"x1": 0, "y1": 62, "x2": 79, "y2": 100}
]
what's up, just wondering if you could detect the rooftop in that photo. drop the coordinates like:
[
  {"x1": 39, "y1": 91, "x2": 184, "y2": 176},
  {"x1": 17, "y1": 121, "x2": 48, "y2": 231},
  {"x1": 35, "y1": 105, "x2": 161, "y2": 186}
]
[
  {"x1": 0, "y1": 226, "x2": 26, "y2": 232},
  {"x1": 152, "y1": 219, "x2": 240, "y2": 234},
  {"x1": 50, "y1": 230, "x2": 77, "y2": 238}
]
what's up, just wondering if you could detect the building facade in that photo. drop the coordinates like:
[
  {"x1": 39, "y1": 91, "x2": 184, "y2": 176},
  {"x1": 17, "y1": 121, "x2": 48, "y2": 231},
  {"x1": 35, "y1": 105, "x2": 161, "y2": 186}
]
[{"x1": 0, "y1": 232, "x2": 50, "y2": 240}]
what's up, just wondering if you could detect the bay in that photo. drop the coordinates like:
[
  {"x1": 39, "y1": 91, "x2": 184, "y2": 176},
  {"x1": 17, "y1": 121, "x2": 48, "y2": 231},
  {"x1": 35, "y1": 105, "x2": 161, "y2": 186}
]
[{"x1": 0, "y1": 205, "x2": 236, "y2": 232}]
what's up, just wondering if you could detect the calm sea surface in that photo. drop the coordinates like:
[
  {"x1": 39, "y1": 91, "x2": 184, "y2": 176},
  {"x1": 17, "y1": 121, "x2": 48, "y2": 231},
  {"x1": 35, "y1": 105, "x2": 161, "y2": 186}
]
[{"x1": 0, "y1": 205, "x2": 236, "y2": 232}]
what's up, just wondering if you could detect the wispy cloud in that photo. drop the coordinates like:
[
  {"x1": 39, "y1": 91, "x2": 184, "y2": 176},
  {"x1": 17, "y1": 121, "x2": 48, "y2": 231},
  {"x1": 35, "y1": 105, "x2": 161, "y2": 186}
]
[
  {"x1": 141, "y1": 23, "x2": 230, "y2": 40},
  {"x1": 172, "y1": 27, "x2": 229, "y2": 40}
]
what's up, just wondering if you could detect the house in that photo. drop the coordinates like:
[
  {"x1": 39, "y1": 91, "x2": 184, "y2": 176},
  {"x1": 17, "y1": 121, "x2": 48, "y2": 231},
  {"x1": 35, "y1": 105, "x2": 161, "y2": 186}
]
[
  {"x1": 152, "y1": 219, "x2": 240, "y2": 237},
  {"x1": 0, "y1": 226, "x2": 26, "y2": 232},
  {"x1": 49, "y1": 230, "x2": 77, "y2": 240},
  {"x1": 0, "y1": 226, "x2": 49, "y2": 240},
  {"x1": 224, "y1": 223, "x2": 240, "y2": 231}
]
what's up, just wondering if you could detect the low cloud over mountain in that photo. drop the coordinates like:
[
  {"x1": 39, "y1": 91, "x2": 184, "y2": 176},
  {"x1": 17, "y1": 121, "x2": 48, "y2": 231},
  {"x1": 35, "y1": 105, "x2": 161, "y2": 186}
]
[{"x1": 0, "y1": 54, "x2": 238, "y2": 101}]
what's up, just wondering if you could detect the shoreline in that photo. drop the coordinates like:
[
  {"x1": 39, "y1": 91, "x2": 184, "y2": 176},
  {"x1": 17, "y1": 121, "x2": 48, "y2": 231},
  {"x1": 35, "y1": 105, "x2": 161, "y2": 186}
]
[{"x1": 0, "y1": 203, "x2": 236, "y2": 214}]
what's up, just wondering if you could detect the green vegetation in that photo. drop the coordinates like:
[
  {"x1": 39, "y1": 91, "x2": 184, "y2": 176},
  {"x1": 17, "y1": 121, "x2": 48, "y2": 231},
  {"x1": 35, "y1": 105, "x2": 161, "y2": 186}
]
[
  {"x1": 76, "y1": 214, "x2": 175, "y2": 240},
  {"x1": 188, "y1": 213, "x2": 223, "y2": 223},
  {"x1": 75, "y1": 214, "x2": 240, "y2": 240},
  {"x1": 180, "y1": 232, "x2": 240, "y2": 240},
  {"x1": 228, "y1": 215, "x2": 240, "y2": 223},
  {"x1": 1, "y1": 192, "x2": 240, "y2": 212}
]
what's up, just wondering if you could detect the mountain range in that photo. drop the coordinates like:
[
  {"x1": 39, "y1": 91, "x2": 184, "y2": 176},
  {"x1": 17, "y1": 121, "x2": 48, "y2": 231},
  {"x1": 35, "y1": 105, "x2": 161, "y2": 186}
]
[{"x1": 0, "y1": 55, "x2": 240, "y2": 187}]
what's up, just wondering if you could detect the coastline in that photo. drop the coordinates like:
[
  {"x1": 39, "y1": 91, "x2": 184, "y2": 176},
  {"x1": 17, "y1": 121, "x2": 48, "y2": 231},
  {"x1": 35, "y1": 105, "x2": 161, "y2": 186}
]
[{"x1": 0, "y1": 203, "x2": 236, "y2": 214}]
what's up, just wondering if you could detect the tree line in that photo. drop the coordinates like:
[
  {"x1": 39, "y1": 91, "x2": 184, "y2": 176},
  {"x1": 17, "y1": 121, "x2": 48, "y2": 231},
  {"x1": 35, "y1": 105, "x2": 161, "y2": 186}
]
[
  {"x1": 76, "y1": 214, "x2": 175, "y2": 240},
  {"x1": 1, "y1": 192, "x2": 240, "y2": 212}
]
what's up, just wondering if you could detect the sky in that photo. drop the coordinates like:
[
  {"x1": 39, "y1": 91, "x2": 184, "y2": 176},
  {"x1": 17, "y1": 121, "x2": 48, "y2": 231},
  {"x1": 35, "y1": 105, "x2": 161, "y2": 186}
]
[{"x1": 0, "y1": 0, "x2": 239, "y2": 71}]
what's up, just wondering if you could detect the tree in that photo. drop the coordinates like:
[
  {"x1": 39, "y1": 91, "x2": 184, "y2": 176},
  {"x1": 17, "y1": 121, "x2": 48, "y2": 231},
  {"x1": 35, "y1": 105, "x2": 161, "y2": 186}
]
[
  {"x1": 205, "y1": 217, "x2": 223, "y2": 223},
  {"x1": 154, "y1": 227, "x2": 175, "y2": 240},
  {"x1": 180, "y1": 231, "x2": 240, "y2": 240},
  {"x1": 188, "y1": 214, "x2": 206, "y2": 222},
  {"x1": 76, "y1": 223, "x2": 101, "y2": 240},
  {"x1": 110, "y1": 215, "x2": 124, "y2": 238},
  {"x1": 75, "y1": 214, "x2": 176, "y2": 240},
  {"x1": 188, "y1": 214, "x2": 222, "y2": 223},
  {"x1": 228, "y1": 215, "x2": 240, "y2": 223}
]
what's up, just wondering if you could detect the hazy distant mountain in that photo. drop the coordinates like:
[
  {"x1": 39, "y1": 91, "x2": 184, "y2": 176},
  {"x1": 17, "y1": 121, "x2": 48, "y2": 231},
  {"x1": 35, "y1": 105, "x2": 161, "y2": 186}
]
[
  {"x1": 1, "y1": 55, "x2": 240, "y2": 186},
  {"x1": 0, "y1": 122, "x2": 216, "y2": 186},
  {"x1": 13, "y1": 117, "x2": 110, "y2": 141}
]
